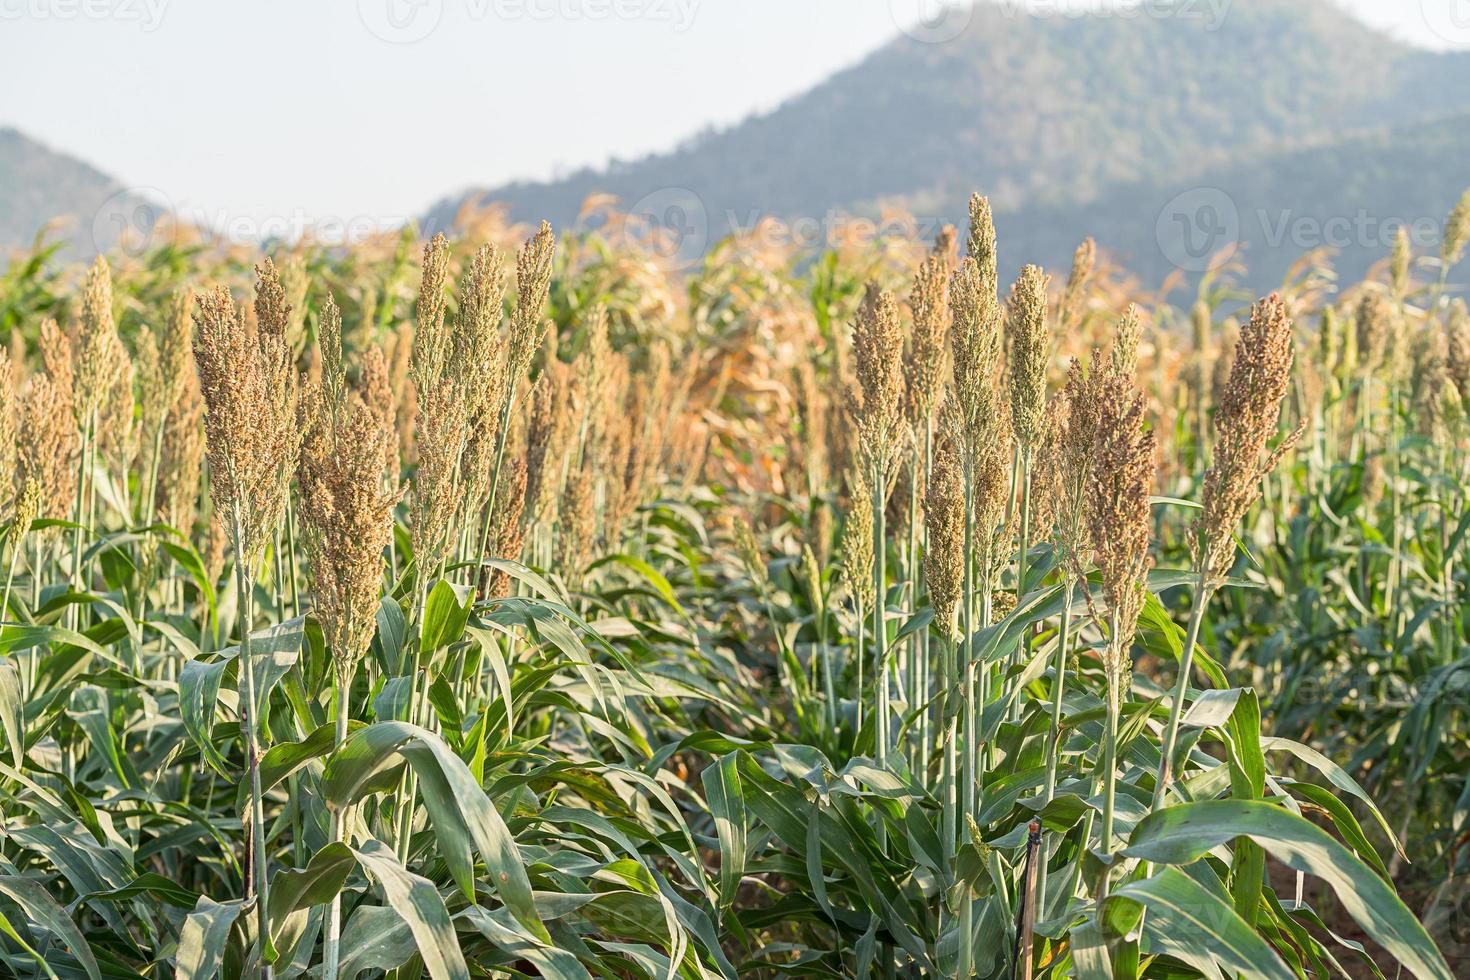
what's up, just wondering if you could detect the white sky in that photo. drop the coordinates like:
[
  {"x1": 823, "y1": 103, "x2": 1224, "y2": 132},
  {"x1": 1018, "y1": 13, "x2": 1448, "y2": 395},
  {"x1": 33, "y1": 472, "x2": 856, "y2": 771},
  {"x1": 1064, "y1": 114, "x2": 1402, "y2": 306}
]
[{"x1": 0, "y1": 0, "x2": 1460, "y2": 236}]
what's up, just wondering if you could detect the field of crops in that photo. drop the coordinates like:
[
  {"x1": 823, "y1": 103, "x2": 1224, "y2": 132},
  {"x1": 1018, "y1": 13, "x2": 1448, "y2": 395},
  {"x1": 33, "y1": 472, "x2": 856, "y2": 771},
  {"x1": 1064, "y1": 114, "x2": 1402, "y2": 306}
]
[{"x1": 0, "y1": 191, "x2": 1468, "y2": 978}]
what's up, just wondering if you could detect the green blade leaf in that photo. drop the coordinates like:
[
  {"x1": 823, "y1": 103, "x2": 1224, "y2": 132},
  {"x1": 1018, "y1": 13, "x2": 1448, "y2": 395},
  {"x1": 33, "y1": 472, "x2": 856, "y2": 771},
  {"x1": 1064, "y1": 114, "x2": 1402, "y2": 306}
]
[{"x1": 1124, "y1": 800, "x2": 1452, "y2": 980}]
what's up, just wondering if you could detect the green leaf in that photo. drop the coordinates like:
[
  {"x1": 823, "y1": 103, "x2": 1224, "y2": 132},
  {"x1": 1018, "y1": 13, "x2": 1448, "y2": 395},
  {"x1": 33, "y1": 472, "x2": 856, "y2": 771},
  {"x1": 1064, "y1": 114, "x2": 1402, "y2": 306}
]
[
  {"x1": 702, "y1": 752, "x2": 746, "y2": 911},
  {"x1": 420, "y1": 578, "x2": 473, "y2": 655},
  {"x1": 324, "y1": 722, "x2": 547, "y2": 942},
  {"x1": 351, "y1": 839, "x2": 469, "y2": 980},
  {"x1": 0, "y1": 658, "x2": 23, "y2": 767},
  {"x1": 266, "y1": 842, "x2": 355, "y2": 964},
  {"x1": 1124, "y1": 800, "x2": 1452, "y2": 980},
  {"x1": 175, "y1": 897, "x2": 243, "y2": 980},
  {"x1": 1111, "y1": 867, "x2": 1292, "y2": 979},
  {"x1": 0, "y1": 874, "x2": 102, "y2": 980}
]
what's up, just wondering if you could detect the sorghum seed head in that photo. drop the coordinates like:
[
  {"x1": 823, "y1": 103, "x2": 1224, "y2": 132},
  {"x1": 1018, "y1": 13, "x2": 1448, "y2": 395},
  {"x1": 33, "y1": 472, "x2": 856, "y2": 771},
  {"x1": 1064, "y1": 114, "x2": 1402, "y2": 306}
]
[
  {"x1": 904, "y1": 246, "x2": 951, "y2": 428},
  {"x1": 850, "y1": 283, "x2": 907, "y2": 481},
  {"x1": 509, "y1": 221, "x2": 556, "y2": 382},
  {"x1": 1442, "y1": 188, "x2": 1470, "y2": 269},
  {"x1": 1007, "y1": 264, "x2": 1050, "y2": 450},
  {"x1": 923, "y1": 416, "x2": 964, "y2": 637},
  {"x1": 1059, "y1": 237, "x2": 1095, "y2": 333},
  {"x1": 1355, "y1": 292, "x2": 1389, "y2": 374},
  {"x1": 297, "y1": 388, "x2": 398, "y2": 676},
  {"x1": 1445, "y1": 299, "x2": 1470, "y2": 400},
  {"x1": 1196, "y1": 294, "x2": 1304, "y2": 584},
  {"x1": 839, "y1": 467, "x2": 875, "y2": 608},
  {"x1": 1390, "y1": 226, "x2": 1411, "y2": 300}
]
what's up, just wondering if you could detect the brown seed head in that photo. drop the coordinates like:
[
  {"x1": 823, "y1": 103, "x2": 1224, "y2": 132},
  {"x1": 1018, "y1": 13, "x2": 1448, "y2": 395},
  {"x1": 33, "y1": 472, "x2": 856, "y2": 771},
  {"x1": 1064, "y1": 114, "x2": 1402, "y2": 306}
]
[
  {"x1": 949, "y1": 255, "x2": 1004, "y2": 467},
  {"x1": 966, "y1": 194, "x2": 998, "y2": 299},
  {"x1": 905, "y1": 246, "x2": 951, "y2": 428},
  {"x1": 1356, "y1": 292, "x2": 1390, "y2": 374},
  {"x1": 319, "y1": 293, "x2": 346, "y2": 413},
  {"x1": 1007, "y1": 264, "x2": 1051, "y2": 450},
  {"x1": 524, "y1": 363, "x2": 573, "y2": 525},
  {"x1": 453, "y1": 242, "x2": 508, "y2": 415},
  {"x1": 412, "y1": 234, "x2": 453, "y2": 389},
  {"x1": 96, "y1": 330, "x2": 135, "y2": 473},
  {"x1": 18, "y1": 372, "x2": 78, "y2": 524},
  {"x1": 1058, "y1": 237, "x2": 1096, "y2": 333},
  {"x1": 839, "y1": 467, "x2": 875, "y2": 608},
  {"x1": 0, "y1": 350, "x2": 14, "y2": 518},
  {"x1": 510, "y1": 221, "x2": 556, "y2": 382},
  {"x1": 923, "y1": 417, "x2": 964, "y2": 637},
  {"x1": 1443, "y1": 188, "x2": 1470, "y2": 270},
  {"x1": 75, "y1": 256, "x2": 118, "y2": 422},
  {"x1": 1445, "y1": 299, "x2": 1470, "y2": 400},
  {"x1": 357, "y1": 345, "x2": 399, "y2": 483},
  {"x1": 1412, "y1": 328, "x2": 1451, "y2": 441},
  {"x1": 298, "y1": 388, "x2": 399, "y2": 675},
  {"x1": 1110, "y1": 305, "x2": 1143, "y2": 379},
  {"x1": 850, "y1": 283, "x2": 907, "y2": 481},
  {"x1": 555, "y1": 465, "x2": 597, "y2": 576},
  {"x1": 155, "y1": 364, "x2": 204, "y2": 532},
  {"x1": 10, "y1": 476, "x2": 40, "y2": 544},
  {"x1": 1085, "y1": 366, "x2": 1155, "y2": 666},
  {"x1": 1390, "y1": 227, "x2": 1412, "y2": 300},
  {"x1": 1055, "y1": 356, "x2": 1101, "y2": 582},
  {"x1": 1196, "y1": 294, "x2": 1303, "y2": 584},
  {"x1": 193, "y1": 276, "x2": 301, "y2": 570},
  {"x1": 135, "y1": 326, "x2": 169, "y2": 448}
]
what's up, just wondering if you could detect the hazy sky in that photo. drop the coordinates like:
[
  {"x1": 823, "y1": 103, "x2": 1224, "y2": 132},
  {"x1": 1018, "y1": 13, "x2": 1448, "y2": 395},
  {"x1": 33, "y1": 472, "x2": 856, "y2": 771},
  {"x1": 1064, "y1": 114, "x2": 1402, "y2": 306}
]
[{"x1": 1, "y1": 0, "x2": 1461, "y2": 236}]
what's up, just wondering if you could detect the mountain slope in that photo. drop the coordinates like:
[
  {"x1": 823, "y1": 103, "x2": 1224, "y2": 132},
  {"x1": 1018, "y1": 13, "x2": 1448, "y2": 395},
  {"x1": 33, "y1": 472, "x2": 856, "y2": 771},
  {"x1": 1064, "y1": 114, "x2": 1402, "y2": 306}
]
[
  {"x1": 423, "y1": 0, "x2": 1470, "y2": 290},
  {"x1": 0, "y1": 127, "x2": 157, "y2": 258},
  {"x1": 1010, "y1": 108, "x2": 1470, "y2": 293}
]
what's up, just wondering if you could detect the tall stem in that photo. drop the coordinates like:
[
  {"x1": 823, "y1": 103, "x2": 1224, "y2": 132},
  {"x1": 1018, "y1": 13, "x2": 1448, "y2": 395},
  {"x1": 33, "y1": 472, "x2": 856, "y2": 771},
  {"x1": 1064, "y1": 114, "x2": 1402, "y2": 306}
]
[
  {"x1": 1035, "y1": 576, "x2": 1075, "y2": 918},
  {"x1": 323, "y1": 664, "x2": 352, "y2": 980},
  {"x1": 1098, "y1": 629, "x2": 1121, "y2": 899},
  {"x1": 872, "y1": 461, "x2": 889, "y2": 797},
  {"x1": 1152, "y1": 572, "x2": 1213, "y2": 809},
  {"x1": 957, "y1": 460, "x2": 976, "y2": 980},
  {"x1": 230, "y1": 503, "x2": 273, "y2": 977},
  {"x1": 1010, "y1": 446, "x2": 1033, "y2": 714},
  {"x1": 473, "y1": 389, "x2": 519, "y2": 597}
]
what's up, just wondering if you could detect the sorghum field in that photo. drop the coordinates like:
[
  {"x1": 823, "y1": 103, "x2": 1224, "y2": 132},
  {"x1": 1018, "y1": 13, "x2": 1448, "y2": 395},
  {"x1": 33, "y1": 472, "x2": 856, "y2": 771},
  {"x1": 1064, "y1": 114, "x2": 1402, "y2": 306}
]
[{"x1": 1, "y1": 191, "x2": 1469, "y2": 979}]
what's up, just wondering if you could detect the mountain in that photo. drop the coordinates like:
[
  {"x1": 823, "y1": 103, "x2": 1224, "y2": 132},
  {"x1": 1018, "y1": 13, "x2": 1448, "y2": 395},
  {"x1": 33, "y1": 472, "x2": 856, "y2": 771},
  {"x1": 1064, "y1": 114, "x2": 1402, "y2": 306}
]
[
  {"x1": 0, "y1": 127, "x2": 155, "y2": 259},
  {"x1": 423, "y1": 0, "x2": 1470, "y2": 293}
]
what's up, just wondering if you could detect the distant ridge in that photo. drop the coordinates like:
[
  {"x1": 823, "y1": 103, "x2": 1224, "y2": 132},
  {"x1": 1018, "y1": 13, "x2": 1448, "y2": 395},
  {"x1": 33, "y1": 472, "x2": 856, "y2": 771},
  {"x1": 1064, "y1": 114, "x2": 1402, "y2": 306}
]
[
  {"x1": 0, "y1": 127, "x2": 159, "y2": 259},
  {"x1": 422, "y1": 0, "x2": 1470, "y2": 292}
]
